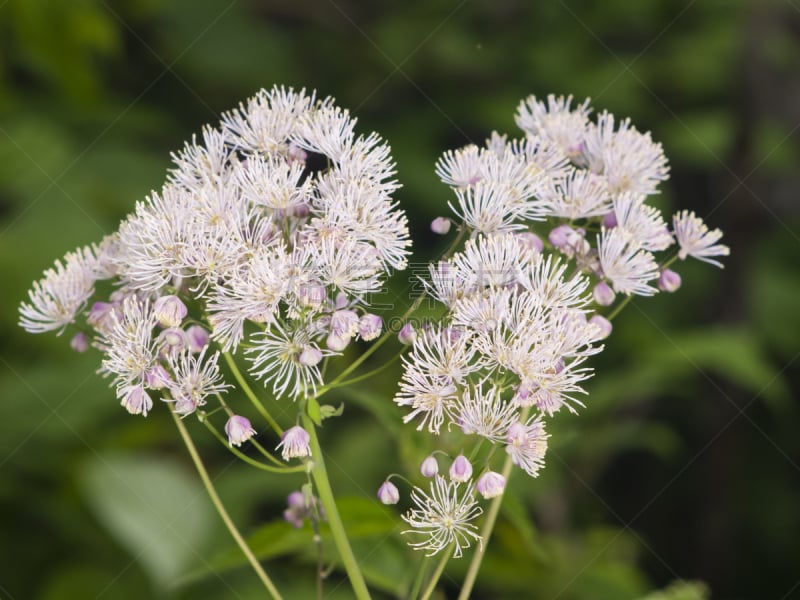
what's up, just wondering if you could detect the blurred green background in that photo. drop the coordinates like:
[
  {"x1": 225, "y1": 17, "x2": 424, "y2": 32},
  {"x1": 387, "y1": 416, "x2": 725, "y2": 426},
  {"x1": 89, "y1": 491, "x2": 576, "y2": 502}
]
[{"x1": 1, "y1": 0, "x2": 799, "y2": 598}]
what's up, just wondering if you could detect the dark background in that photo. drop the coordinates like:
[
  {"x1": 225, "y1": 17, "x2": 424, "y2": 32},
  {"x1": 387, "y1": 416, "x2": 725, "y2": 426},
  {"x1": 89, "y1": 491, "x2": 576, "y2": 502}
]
[{"x1": 1, "y1": 1, "x2": 799, "y2": 599}]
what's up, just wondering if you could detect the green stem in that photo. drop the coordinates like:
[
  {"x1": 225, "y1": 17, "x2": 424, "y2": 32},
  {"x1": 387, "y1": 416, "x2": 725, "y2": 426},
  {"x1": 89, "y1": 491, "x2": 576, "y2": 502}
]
[
  {"x1": 317, "y1": 224, "x2": 467, "y2": 401},
  {"x1": 200, "y1": 418, "x2": 304, "y2": 474},
  {"x1": 223, "y1": 351, "x2": 283, "y2": 436},
  {"x1": 459, "y1": 405, "x2": 530, "y2": 600},
  {"x1": 172, "y1": 411, "x2": 284, "y2": 600},
  {"x1": 329, "y1": 351, "x2": 402, "y2": 388},
  {"x1": 457, "y1": 449, "x2": 515, "y2": 600},
  {"x1": 407, "y1": 556, "x2": 428, "y2": 600},
  {"x1": 420, "y1": 545, "x2": 452, "y2": 600},
  {"x1": 301, "y1": 413, "x2": 371, "y2": 600}
]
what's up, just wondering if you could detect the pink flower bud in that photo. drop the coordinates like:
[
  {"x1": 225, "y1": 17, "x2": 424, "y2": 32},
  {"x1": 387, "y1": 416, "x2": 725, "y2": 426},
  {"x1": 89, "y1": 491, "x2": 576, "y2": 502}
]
[
  {"x1": 298, "y1": 282, "x2": 326, "y2": 308},
  {"x1": 299, "y1": 346, "x2": 323, "y2": 367},
  {"x1": 87, "y1": 301, "x2": 119, "y2": 333},
  {"x1": 185, "y1": 325, "x2": 209, "y2": 353},
  {"x1": 658, "y1": 268, "x2": 682, "y2": 293},
  {"x1": 377, "y1": 481, "x2": 400, "y2": 505},
  {"x1": 589, "y1": 315, "x2": 613, "y2": 340},
  {"x1": 449, "y1": 454, "x2": 473, "y2": 483},
  {"x1": 358, "y1": 314, "x2": 382, "y2": 341},
  {"x1": 516, "y1": 231, "x2": 544, "y2": 253},
  {"x1": 145, "y1": 364, "x2": 172, "y2": 390},
  {"x1": 154, "y1": 295, "x2": 188, "y2": 328},
  {"x1": 420, "y1": 455, "x2": 439, "y2": 478},
  {"x1": 602, "y1": 211, "x2": 618, "y2": 229},
  {"x1": 277, "y1": 426, "x2": 311, "y2": 460},
  {"x1": 430, "y1": 217, "x2": 452, "y2": 235},
  {"x1": 398, "y1": 323, "x2": 417, "y2": 345},
  {"x1": 225, "y1": 415, "x2": 256, "y2": 447},
  {"x1": 593, "y1": 281, "x2": 616, "y2": 306},
  {"x1": 70, "y1": 332, "x2": 89, "y2": 353},
  {"x1": 548, "y1": 225, "x2": 575, "y2": 249},
  {"x1": 326, "y1": 333, "x2": 350, "y2": 352},
  {"x1": 476, "y1": 471, "x2": 506, "y2": 499},
  {"x1": 330, "y1": 309, "x2": 359, "y2": 339},
  {"x1": 120, "y1": 386, "x2": 152, "y2": 416}
]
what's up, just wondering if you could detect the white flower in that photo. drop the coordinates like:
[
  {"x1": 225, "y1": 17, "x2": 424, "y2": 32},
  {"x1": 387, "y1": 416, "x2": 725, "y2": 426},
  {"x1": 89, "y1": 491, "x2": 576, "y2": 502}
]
[
  {"x1": 505, "y1": 416, "x2": 549, "y2": 477},
  {"x1": 450, "y1": 383, "x2": 518, "y2": 443},
  {"x1": 548, "y1": 168, "x2": 612, "y2": 220},
  {"x1": 515, "y1": 94, "x2": 592, "y2": 161},
  {"x1": 247, "y1": 323, "x2": 332, "y2": 399},
  {"x1": 673, "y1": 210, "x2": 729, "y2": 268},
  {"x1": 453, "y1": 233, "x2": 535, "y2": 290},
  {"x1": 166, "y1": 348, "x2": 230, "y2": 416},
  {"x1": 613, "y1": 193, "x2": 674, "y2": 252},
  {"x1": 583, "y1": 111, "x2": 669, "y2": 196},
  {"x1": 517, "y1": 253, "x2": 591, "y2": 309},
  {"x1": 221, "y1": 86, "x2": 315, "y2": 155},
  {"x1": 448, "y1": 182, "x2": 526, "y2": 236},
  {"x1": 114, "y1": 187, "x2": 192, "y2": 292},
  {"x1": 394, "y1": 366, "x2": 458, "y2": 434},
  {"x1": 401, "y1": 475, "x2": 483, "y2": 558},
  {"x1": 597, "y1": 228, "x2": 659, "y2": 296},
  {"x1": 19, "y1": 247, "x2": 98, "y2": 334}
]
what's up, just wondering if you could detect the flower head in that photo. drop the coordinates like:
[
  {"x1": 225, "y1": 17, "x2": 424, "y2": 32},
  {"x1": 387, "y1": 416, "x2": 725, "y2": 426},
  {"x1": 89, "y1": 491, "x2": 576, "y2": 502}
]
[
  {"x1": 225, "y1": 415, "x2": 256, "y2": 447},
  {"x1": 401, "y1": 475, "x2": 483, "y2": 558},
  {"x1": 277, "y1": 426, "x2": 311, "y2": 461}
]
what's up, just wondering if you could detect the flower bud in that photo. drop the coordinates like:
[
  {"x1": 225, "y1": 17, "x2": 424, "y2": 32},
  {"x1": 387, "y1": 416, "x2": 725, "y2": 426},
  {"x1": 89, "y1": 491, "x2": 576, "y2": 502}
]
[
  {"x1": 120, "y1": 386, "x2": 152, "y2": 416},
  {"x1": 359, "y1": 314, "x2": 383, "y2": 341},
  {"x1": 516, "y1": 231, "x2": 544, "y2": 253},
  {"x1": 430, "y1": 217, "x2": 452, "y2": 235},
  {"x1": 70, "y1": 332, "x2": 89, "y2": 353},
  {"x1": 326, "y1": 333, "x2": 350, "y2": 352},
  {"x1": 299, "y1": 345, "x2": 323, "y2": 367},
  {"x1": 602, "y1": 211, "x2": 618, "y2": 229},
  {"x1": 154, "y1": 295, "x2": 188, "y2": 328},
  {"x1": 449, "y1": 454, "x2": 473, "y2": 483},
  {"x1": 185, "y1": 325, "x2": 210, "y2": 353},
  {"x1": 589, "y1": 314, "x2": 613, "y2": 340},
  {"x1": 398, "y1": 323, "x2": 417, "y2": 346},
  {"x1": 87, "y1": 301, "x2": 119, "y2": 333},
  {"x1": 476, "y1": 471, "x2": 506, "y2": 499},
  {"x1": 548, "y1": 225, "x2": 575, "y2": 249},
  {"x1": 145, "y1": 364, "x2": 172, "y2": 390},
  {"x1": 225, "y1": 415, "x2": 256, "y2": 447},
  {"x1": 658, "y1": 268, "x2": 682, "y2": 293},
  {"x1": 297, "y1": 282, "x2": 326, "y2": 308},
  {"x1": 420, "y1": 455, "x2": 439, "y2": 478},
  {"x1": 330, "y1": 309, "x2": 360, "y2": 339},
  {"x1": 277, "y1": 426, "x2": 311, "y2": 461},
  {"x1": 157, "y1": 327, "x2": 187, "y2": 355},
  {"x1": 377, "y1": 481, "x2": 400, "y2": 505},
  {"x1": 593, "y1": 281, "x2": 616, "y2": 306}
]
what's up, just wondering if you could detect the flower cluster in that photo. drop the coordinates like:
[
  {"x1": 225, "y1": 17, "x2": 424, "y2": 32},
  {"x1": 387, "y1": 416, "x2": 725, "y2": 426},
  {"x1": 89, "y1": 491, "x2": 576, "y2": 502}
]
[
  {"x1": 19, "y1": 86, "x2": 410, "y2": 419},
  {"x1": 389, "y1": 94, "x2": 728, "y2": 556}
]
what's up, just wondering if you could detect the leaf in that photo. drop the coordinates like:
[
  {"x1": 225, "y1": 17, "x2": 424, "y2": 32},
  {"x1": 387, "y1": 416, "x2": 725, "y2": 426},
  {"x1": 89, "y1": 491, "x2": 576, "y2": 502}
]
[
  {"x1": 185, "y1": 496, "x2": 407, "y2": 593},
  {"x1": 319, "y1": 402, "x2": 344, "y2": 421},
  {"x1": 79, "y1": 453, "x2": 214, "y2": 590},
  {"x1": 306, "y1": 396, "x2": 322, "y2": 426}
]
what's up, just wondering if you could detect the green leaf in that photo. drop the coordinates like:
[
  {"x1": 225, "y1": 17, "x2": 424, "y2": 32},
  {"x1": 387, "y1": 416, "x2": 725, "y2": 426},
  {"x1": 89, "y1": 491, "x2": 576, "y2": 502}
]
[
  {"x1": 306, "y1": 396, "x2": 322, "y2": 426},
  {"x1": 319, "y1": 402, "x2": 345, "y2": 421},
  {"x1": 79, "y1": 453, "x2": 214, "y2": 590}
]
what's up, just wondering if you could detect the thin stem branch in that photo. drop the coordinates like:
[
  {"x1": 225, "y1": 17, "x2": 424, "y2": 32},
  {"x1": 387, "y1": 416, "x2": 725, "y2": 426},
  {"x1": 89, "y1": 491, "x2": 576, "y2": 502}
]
[
  {"x1": 171, "y1": 410, "x2": 284, "y2": 600},
  {"x1": 419, "y1": 545, "x2": 452, "y2": 600},
  {"x1": 200, "y1": 418, "x2": 304, "y2": 474},
  {"x1": 223, "y1": 351, "x2": 282, "y2": 436},
  {"x1": 301, "y1": 413, "x2": 371, "y2": 600}
]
